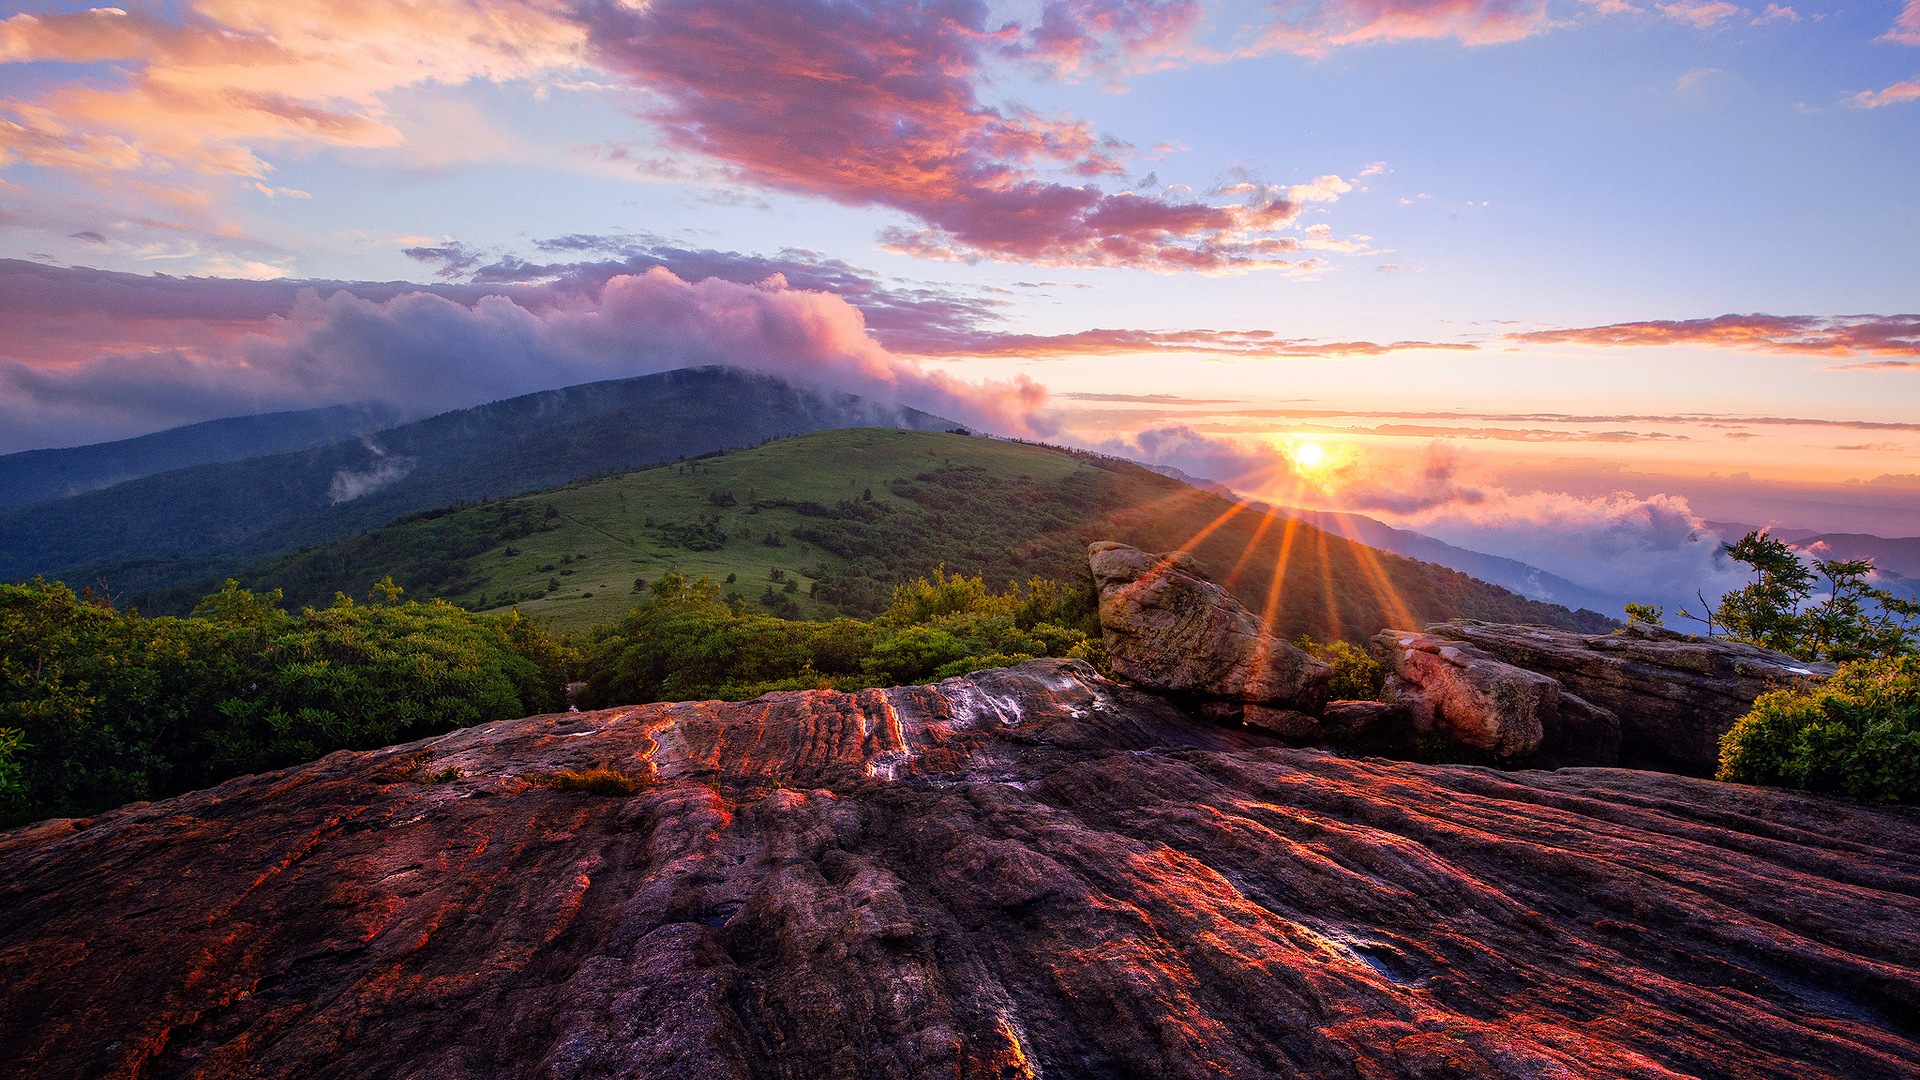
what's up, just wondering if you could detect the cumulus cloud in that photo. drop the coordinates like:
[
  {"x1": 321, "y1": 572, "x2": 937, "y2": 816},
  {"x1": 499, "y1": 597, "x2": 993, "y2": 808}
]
[
  {"x1": 571, "y1": 0, "x2": 1333, "y2": 272},
  {"x1": 414, "y1": 234, "x2": 1014, "y2": 354},
  {"x1": 0, "y1": 264, "x2": 1051, "y2": 452},
  {"x1": 1402, "y1": 487, "x2": 1752, "y2": 613},
  {"x1": 1092, "y1": 424, "x2": 1303, "y2": 491},
  {"x1": 9, "y1": 236, "x2": 1464, "y2": 375},
  {"x1": 1511, "y1": 313, "x2": 1920, "y2": 357},
  {"x1": 1009, "y1": 0, "x2": 1207, "y2": 76},
  {"x1": 0, "y1": 1, "x2": 585, "y2": 178}
]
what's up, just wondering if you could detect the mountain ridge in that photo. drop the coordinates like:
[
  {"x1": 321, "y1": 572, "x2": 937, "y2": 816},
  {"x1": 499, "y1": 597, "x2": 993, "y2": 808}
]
[
  {"x1": 126, "y1": 427, "x2": 1617, "y2": 641},
  {"x1": 0, "y1": 401, "x2": 407, "y2": 508},
  {"x1": 0, "y1": 367, "x2": 953, "y2": 592}
]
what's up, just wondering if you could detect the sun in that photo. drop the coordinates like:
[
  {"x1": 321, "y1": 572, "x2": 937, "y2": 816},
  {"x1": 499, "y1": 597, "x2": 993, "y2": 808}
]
[{"x1": 1288, "y1": 440, "x2": 1329, "y2": 471}]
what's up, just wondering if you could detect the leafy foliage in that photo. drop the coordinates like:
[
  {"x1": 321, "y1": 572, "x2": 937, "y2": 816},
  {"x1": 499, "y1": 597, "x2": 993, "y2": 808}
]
[
  {"x1": 1297, "y1": 636, "x2": 1386, "y2": 701},
  {"x1": 1623, "y1": 602, "x2": 1664, "y2": 626},
  {"x1": 1682, "y1": 531, "x2": 1919, "y2": 661},
  {"x1": 575, "y1": 568, "x2": 1101, "y2": 708},
  {"x1": 1718, "y1": 656, "x2": 1920, "y2": 804},
  {"x1": 0, "y1": 578, "x2": 569, "y2": 825}
]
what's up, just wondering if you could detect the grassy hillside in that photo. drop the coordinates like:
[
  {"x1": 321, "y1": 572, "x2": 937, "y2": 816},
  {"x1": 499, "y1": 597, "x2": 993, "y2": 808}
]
[
  {"x1": 0, "y1": 367, "x2": 951, "y2": 592},
  {"x1": 145, "y1": 429, "x2": 1615, "y2": 640}
]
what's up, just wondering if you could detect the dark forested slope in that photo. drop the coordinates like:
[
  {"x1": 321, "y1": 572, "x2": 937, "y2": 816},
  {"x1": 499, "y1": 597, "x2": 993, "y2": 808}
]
[{"x1": 0, "y1": 367, "x2": 950, "y2": 591}]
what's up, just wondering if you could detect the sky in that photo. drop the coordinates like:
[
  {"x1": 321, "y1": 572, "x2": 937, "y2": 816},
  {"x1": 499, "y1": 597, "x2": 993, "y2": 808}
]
[{"x1": 1, "y1": 0, "x2": 1916, "y2": 609}]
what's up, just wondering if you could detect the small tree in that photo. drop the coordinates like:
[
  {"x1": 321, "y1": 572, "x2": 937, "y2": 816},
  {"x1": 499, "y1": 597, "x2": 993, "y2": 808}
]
[
  {"x1": 1623, "y1": 602, "x2": 1664, "y2": 627},
  {"x1": 1680, "y1": 531, "x2": 1918, "y2": 661}
]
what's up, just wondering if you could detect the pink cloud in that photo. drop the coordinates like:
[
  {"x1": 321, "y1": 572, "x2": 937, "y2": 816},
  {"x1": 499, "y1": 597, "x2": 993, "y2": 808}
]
[
  {"x1": 1884, "y1": 0, "x2": 1920, "y2": 45},
  {"x1": 1510, "y1": 313, "x2": 1920, "y2": 357},
  {"x1": 1011, "y1": 0, "x2": 1207, "y2": 75},
  {"x1": 576, "y1": 0, "x2": 1327, "y2": 272},
  {"x1": 1848, "y1": 79, "x2": 1920, "y2": 109},
  {"x1": 0, "y1": 3, "x2": 585, "y2": 179},
  {"x1": 0, "y1": 2, "x2": 1366, "y2": 274},
  {"x1": 899, "y1": 324, "x2": 1476, "y2": 359},
  {"x1": 1251, "y1": 0, "x2": 1556, "y2": 56},
  {"x1": 0, "y1": 262, "x2": 1052, "y2": 452},
  {"x1": 1656, "y1": 1, "x2": 1742, "y2": 28}
]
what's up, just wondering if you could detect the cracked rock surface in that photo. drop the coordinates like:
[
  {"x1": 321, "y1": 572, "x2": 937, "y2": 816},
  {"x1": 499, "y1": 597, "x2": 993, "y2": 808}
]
[{"x1": 1, "y1": 659, "x2": 1915, "y2": 1079}]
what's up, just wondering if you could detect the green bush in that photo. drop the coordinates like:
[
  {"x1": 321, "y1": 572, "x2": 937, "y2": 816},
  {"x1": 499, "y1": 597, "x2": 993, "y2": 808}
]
[
  {"x1": 1717, "y1": 656, "x2": 1920, "y2": 803},
  {"x1": 0, "y1": 578, "x2": 570, "y2": 825},
  {"x1": 576, "y1": 568, "x2": 1098, "y2": 708},
  {"x1": 1297, "y1": 635, "x2": 1386, "y2": 701}
]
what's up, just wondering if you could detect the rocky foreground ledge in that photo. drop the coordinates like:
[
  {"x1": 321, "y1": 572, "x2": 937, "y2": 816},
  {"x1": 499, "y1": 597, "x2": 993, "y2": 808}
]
[{"x1": 2, "y1": 660, "x2": 1917, "y2": 1079}]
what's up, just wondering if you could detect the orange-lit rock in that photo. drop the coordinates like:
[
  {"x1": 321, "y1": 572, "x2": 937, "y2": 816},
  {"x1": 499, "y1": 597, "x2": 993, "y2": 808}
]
[
  {"x1": 1425, "y1": 620, "x2": 1835, "y2": 770},
  {"x1": 1090, "y1": 540, "x2": 1332, "y2": 713},
  {"x1": 1, "y1": 659, "x2": 1914, "y2": 1078}
]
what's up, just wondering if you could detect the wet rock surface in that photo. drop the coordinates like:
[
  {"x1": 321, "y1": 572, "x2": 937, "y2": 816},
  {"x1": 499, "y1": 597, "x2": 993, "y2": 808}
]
[
  {"x1": 1423, "y1": 621, "x2": 1836, "y2": 771},
  {"x1": 2, "y1": 659, "x2": 1916, "y2": 1079},
  {"x1": 1090, "y1": 540, "x2": 1332, "y2": 713}
]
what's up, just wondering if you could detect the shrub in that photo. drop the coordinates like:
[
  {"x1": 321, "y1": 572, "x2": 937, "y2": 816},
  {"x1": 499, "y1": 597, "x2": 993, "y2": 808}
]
[
  {"x1": 1298, "y1": 635, "x2": 1386, "y2": 701},
  {"x1": 575, "y1": 569, "x2": 1098, "y2": 708},
  {"x1": 541, "y1": 767, "x2": 646, "y2": 796},
  {"x1": 1717, "y1": 655, "x2": 1920, "y2": 803},
  {"x1": 0, "y1": 578, "x2": 570, "y2": 826},
  {"x1": 0, "y1": 727, "x2": 24, "y2": 809}
]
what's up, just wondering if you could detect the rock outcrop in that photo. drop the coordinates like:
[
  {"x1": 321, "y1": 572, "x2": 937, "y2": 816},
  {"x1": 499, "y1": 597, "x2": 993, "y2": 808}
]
[
  {"x1": 1089, "y1": 540, "x2": 1331, "y2": 714},
  {"x1": 1371, "y1": 629, "x2": 1622, "y2": 763},
  {"x1": 1421, "y1": 620, "x2": 1835, "y2": 770},
  {"x1": 3, "y1": 659, "x2": 1917, "y2": 1079}
]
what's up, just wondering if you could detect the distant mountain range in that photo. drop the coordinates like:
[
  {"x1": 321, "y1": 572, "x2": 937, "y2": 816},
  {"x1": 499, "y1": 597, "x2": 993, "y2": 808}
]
[
  {"x1": 0, "y1": 402, "x2": 406, "y2": 508},
  {"x1": 1707, "y1": 521, "x2": 1920, "y2": 601},
  {"x1": 0, "y1": 367, "x2": 952, "y2": 593},
  {"x1": 1141, "y1": 463, "x2": 1620, "y2": 618},
  {"x1": 1275, "y1": 509, "x2": 1624, "y2": 618}
]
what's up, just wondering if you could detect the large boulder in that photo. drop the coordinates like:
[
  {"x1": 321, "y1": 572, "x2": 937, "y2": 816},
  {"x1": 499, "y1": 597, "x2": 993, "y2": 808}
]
[
  {"x1": 1421, "y1": 621, "x2": 1834, "y2": 771},
  {"x1": 1370, "y1": 630, "x2": 1622, "y2": 763},
  {"x1": 1088, "y1": 541, "x2": 1331, "y2": 713},
  {"x1": 1, "y1": 660, "x2": 1916, "y2": 1078}
]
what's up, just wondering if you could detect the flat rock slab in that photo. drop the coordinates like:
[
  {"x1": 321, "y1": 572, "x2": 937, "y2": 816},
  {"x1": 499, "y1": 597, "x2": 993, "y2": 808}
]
[
  {"x1": 1, "y1": 660, "x2": 1916, "y2": 1079},
  {"x1": 1426, "y1": 621, "x2": 1836, "y2": 770}
]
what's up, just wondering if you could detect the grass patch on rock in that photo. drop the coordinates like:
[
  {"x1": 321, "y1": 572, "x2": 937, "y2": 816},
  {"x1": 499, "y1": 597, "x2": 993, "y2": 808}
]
[{"x1": 537, "y1": 767, "x2": 648, "y2": 796}]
